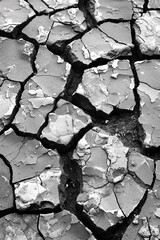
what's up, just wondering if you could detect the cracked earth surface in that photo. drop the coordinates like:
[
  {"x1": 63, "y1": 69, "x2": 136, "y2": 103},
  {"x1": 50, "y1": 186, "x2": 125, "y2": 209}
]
[{"x1": 0, "y1": 0, "x2": 160, "y2": 239}]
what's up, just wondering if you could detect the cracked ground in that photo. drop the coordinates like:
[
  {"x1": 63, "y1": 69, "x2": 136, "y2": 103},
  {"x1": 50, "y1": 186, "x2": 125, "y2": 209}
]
[{"x1": 0, "y1": 0, "x2": 160, "y2": 239}]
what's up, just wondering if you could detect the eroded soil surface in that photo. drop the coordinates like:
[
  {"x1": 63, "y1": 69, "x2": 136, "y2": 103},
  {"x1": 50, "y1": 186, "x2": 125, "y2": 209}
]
[{"x1": 0, "y1": 0, "x2": 160, "y2": 239}]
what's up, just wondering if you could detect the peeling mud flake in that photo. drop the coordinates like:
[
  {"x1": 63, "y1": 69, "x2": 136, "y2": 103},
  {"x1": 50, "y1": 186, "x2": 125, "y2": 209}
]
[
  {"x1": 0, "y1": 157, "x2": 13, "y2": 210},
  {"x1": 39, "y1": 211, "x2": 90, "y2": 239},
  {"x1": 128, "y1": 152, "x2": 154, "y2": 186},
  {"x1": 43, "y1": 0, "x2": 78, "y2": 9},
  {"x1": 0, "y1": 80, "x2": 20, "y2": 132},
  {"x1": 0, "y1": 214, "x2": 42, "y2": 240},
  {"x1": 13, "y1": 78, "x2": 54, "y2": 133},
  {"x1": 76, "y1": 60, "x2": 135, "y2": 114},
  {"x1": 0, "y1": 0, "x2": 35, "y2": 32},
  {"x1": 114, "y1": 175, "x2": 146, "y2": 216},
  {"x1": 0, "y1": 130, "x2": 60, "y2": 182},
  {"x1": 51, "y1": 8, "x2": 87, "y2": 32},
  {"x1": 135, "y1": 60, "x2": 160, "y2": 147},
  {"x1": 87, "y1": 0, "x2": 133, "y2": 21},
  {"x1": 23, "y1": 15, "x2": 53, "y2": 43},
  {"x1": 33, "y1": 45, "x2": 69, "y2": 97},
  {"x1": 42, "y1": 101, "x2": 91, "y2": 145},
  {"x1": 68, "y1": 27, "x2": 132, "y2": 65},
  {"x1": 0, "y1": 39, "x2": 33, "y2": 81},
  {"x1": 134, "y1": 11, "x2": 160, "y2": 55},
  {"x1": 15, "y1": 168, "x2": 61, "y2": 209}
]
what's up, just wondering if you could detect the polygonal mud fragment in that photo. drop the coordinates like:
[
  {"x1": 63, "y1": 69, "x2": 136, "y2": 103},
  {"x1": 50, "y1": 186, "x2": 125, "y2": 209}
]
[
  {"x1": 114, "y1": 175, "x2": 146, "y2": 216},
  {"x1": 28, "y1": 0, "x2": 51, "y2": 12},
  {"x1": 148, "y1": 0, "x2": 160, "y2": 8},
  {"x1": 41, "y1": 101, "x2": 91, "y2": 145},
  {"x1": 0, "y1": 0, "x2": 35, "y2": 32},
  {"x1": 32, "y1": 45, "x2": 70, "y2": 97},
  {"x1": 99, "y1": 22, "x2": 132, "y2": 46},
  {"x1": 23, "y1": 15, "x2": 53, "y2": 43},
  {"x1": 0, "y1": 214, "x2": 42, "y2": 240},
  {"x1": 128, "y1": 152, "x2": 154, "y2": 186},
  {"x1": 0, "y1": 38, "x2": 34, "y2": 81},
  {"x1": 51, "y1": 8, "x2": 87, "y2": 32},
  {"x1": 39, "y1": 211, "x2": 90, "y2": 239},
  {"x1": 15, "y1": 168, "x2": 61, "y2": 209},
  {"x1": 76, "y1": 60, "x2": 135, "y2": 114},
  {"x1": 0, "y1": 80, "x2": 20, "y2": 132},
  {"x1": 47, "y1": 22, "x2": 77, "y2": 46},
  {"x1": 68, "y1": 27, "x2": 132, "y2": 65},
  {"x1": 134, "y1": 11, "x2": 160, "y2": 55},
  {"x1": 0, "y1": 130, "x2": 60, "y2": 182},
  {"x1": 43, "y1": 0, "x2": 78, "y2": 9},
  {"x1": 87, "y1": 0, "x2": 133, "y2": 21},
  {"x1": 0, "y1": 157, "x2": 13, "y2": 210},
  {"x1": 13, "y1": 79, "x2": 54, "y2": 133},
  {"x1": 135, "y1": 60, "x2": 160, "y2": 146}
]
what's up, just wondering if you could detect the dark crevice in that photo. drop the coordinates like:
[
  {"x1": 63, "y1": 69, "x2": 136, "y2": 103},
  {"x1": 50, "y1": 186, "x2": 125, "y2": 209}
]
[
  {"x1": 130, "y1": 60, "x2": 141, "y2": 115},
  {"x1": 87, "y1": 55, "x2": 132, "y2": 69},
  {"x1": 57, "y1": 122, "x2": 93, "y2": 154},
  {"x1": 12, "y1": 15, "x2": 37, "y2": 39},
  {"x1": 0, "y1": 208, "x2": 15, "y2": 218},
  {"x1": 70, "y1": 93, "x2": 110, "y2": 122},
  {"x1": 64, "y1": 67, "x2": 85, "y2": 97},
  {"x1": 70, "y1": 93, "x2": 133, "y2": 124},
  {"x1": 130, "y1": 18, "x2": 142, "y2": 62},
  {"x1": 10, "y1": 124, "x2": 38, "y2": 140},
  {"x1": 142, "y1": 145, "x2": 160, "y2": 161},
  {"x1": 0, "y1": 203, "x2": 62, "y2": 219},
  {"x1": 23, "y1": 0, "x2": 39, "y2": 14},
  {"x1": 0, "y1": 30, "x2": 13, "y2": 39},
  {"x1": 143, "y1": 0, "x2": 149, "y2": 13},
  {"x1": 47, "y1": 28, "x2": 89, "y2": 56},
  {"x1": 78, "y1": 0, "x2": 97, "y2": 28},
  {"x1": 16, "y1": 202, "x2": 62, "y2": 215}
]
